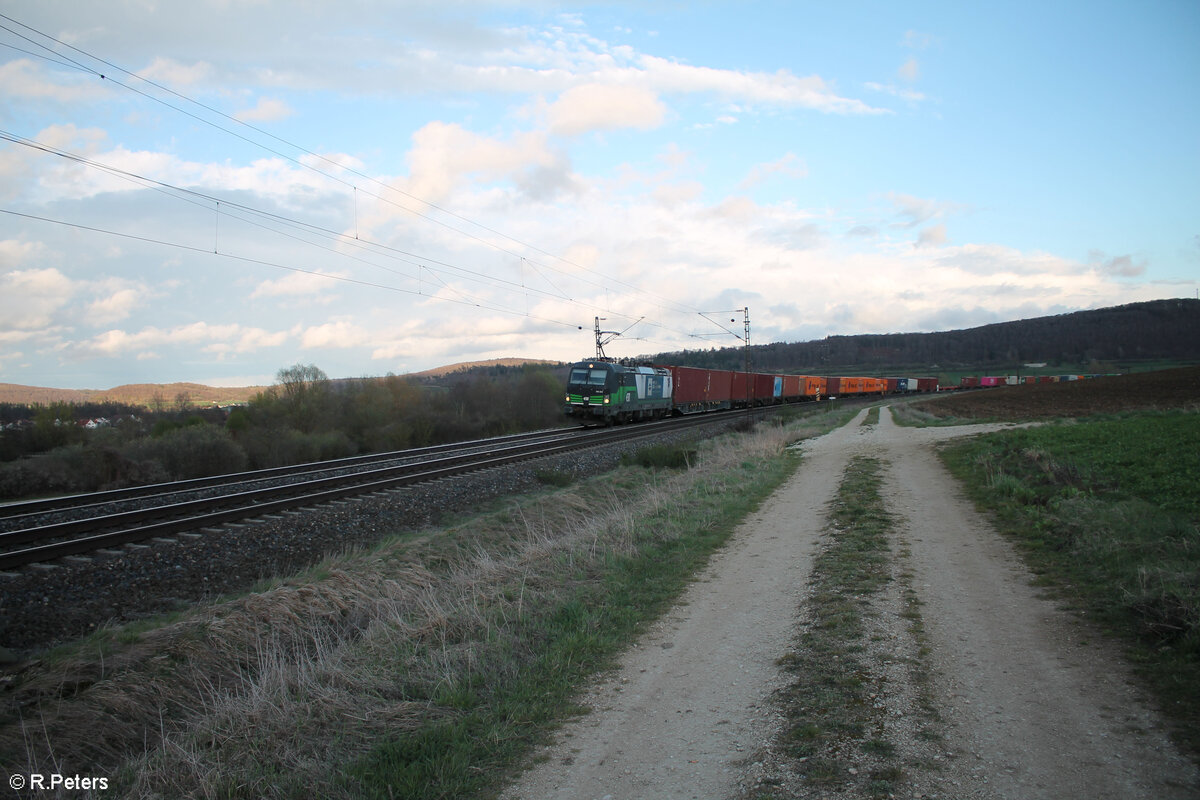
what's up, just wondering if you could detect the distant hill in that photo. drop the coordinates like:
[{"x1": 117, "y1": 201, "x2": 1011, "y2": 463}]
[
  {"x1": 0, "y1": 382, "x2": 266, "y2": 409},
  {"x1": 409, "y1": 358, "x2": 564, "y2": 377},
  {"x1": 649, "y1": 299, "x2": 1200, "y2": 374},
  {"x1": 0, "y1": 360, "x2": 565, "y2": 409},
  {"x1": 7, "y1": 301, "x2": 1196, "y2": 407}
]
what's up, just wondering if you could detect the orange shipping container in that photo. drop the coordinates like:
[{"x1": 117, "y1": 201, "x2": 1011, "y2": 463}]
[{"x1": 801, "y1": 376, "x2": 825, "y2": 397}]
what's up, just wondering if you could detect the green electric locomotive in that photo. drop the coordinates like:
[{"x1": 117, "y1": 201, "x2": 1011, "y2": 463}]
[{"x1": 564, "y1": 360, "x2": 673, "y2": 425}]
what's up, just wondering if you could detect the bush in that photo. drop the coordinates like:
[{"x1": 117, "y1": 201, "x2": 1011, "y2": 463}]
[
  {"x1": 124, "y1": 425, "x2": 248, "y2": 480},
  {"x1": 621, "y1": 443, "x2": 698, "y2": 470},
  {"x1": 239, "y1": 428, "x2": 357, "y2": 468},
  {"x1": 534, "y1": 469, "x2": 575, "y2": 487}
]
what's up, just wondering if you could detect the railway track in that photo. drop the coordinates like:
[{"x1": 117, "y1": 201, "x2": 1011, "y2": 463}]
[{"x1": 0, "y1": 412, "x2": 739, "y2": 571}]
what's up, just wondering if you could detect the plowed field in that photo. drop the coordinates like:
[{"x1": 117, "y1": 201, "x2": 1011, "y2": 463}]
[{"x1": 924, "y1": 365, "x2": 1200, "y2": 419}]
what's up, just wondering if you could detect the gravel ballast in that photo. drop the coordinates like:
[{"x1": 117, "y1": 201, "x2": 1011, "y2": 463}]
[{"x1": 0, "y1": 424, "x2": 719, "y2": 655}]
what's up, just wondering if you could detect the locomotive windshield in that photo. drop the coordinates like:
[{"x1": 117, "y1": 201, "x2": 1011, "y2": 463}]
[{"x1": 568, "y1": 366, "x2": 609, "y2": 388}]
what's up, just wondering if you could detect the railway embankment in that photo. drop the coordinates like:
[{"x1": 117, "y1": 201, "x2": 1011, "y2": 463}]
[
  {"x1": 0, "y1": 408, "x2": 842, "y2": 797},
  {"x1": 3, "y1": 369, "x2": 1197, "y2": 798}
]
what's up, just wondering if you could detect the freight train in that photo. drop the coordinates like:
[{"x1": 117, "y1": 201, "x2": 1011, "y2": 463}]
[
  {"x1": 955, "y1": 373, "x2": 1106, "y2": 389},
  {"x1": 563, "y1": 360, "x2": 1113, "y2": 424},
  {"x1": 563, "y1": 360, "x2": 933, "y2": 425}
]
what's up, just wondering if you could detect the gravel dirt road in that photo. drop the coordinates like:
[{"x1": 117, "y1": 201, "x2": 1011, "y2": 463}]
[{"x1": 501, "y1": 407, "x2": 1199, "y2": 799}]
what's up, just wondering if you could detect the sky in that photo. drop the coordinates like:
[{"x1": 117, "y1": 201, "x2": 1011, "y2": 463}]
[{"x1": 1, "y1": 1, "x2": 1197, "y2": 390}]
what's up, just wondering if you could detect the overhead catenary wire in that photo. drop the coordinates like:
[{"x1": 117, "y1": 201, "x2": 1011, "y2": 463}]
[
  {"x1": 0, "y1": 208, "x2": 584, "y2": 329},
  {"x1": 0, "y1": 13, "x2": 710, "y2": 322},
  {"x1": 0, "y1": 13, "x2": 751, "y2": 356},
  {"x1": 0, "y1": 129, "x2": 702, "y2": 337}
]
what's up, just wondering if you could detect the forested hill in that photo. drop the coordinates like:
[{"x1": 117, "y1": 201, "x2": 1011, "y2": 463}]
[{"x1": 650, "y1": 299, "x2": 1200, "y2": 373}]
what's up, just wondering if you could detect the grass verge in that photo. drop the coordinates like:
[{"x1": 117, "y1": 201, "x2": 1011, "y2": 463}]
[
  {"x1": 771, "y1": 455, "x2": 912, "y2": 798},
  {"x1": 939, "y1": 408, "x2": 1200, "y2": 757},
  {"x1": 2, "y1": 417, "x2": 843, "y2": 799},
  {"x1": 887, "y1": 399, "x2": 994, "y2": 427}
]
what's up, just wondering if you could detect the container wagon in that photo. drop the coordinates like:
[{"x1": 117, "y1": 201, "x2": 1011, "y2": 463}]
[{"x1": 665, "y1": 365, "x2": 734, "y2": 414}]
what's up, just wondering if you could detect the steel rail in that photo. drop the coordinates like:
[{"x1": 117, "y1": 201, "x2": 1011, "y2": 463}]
[
  {"x1": 0, "y1": 426, "x2": 579, "y2": 520},
  {"x1": 0, "y1": 412, "x2": 732, "y2": 570}
]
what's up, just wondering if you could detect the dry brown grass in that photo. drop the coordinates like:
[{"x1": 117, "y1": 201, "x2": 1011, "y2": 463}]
[{"x1": 1, "y1": 422, "x2": 804, "y2": 797}]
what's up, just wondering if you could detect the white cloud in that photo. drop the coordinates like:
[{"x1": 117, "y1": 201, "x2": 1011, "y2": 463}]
[
  {"x1": 916, "y1": 224, "x2": 947, "y2": 248},
  {"x1": 890, "y1": 192, "x2": 960, "y2": 228},
  {"x1": 547, "y1": 83, "x2": 666, "y2": 135},
  {"x1": 0, "y1": 267, "x2": 75, "y2": 330},
  {"x1": 64, "y1": 323, "x2": 288, "y2": 359},
  {"x1": 0, "y1": 239, "x2": 48, "y2": 269},
  {"x1": 864, "y1": 82, "x2": 926, "y2": 102},
  {"x1": 652, "y1": 180, "x2": 704, "y2": 207},
  {"x1": 252, "y1": 271, "x2": 343, "y2": 298},
  {"x1": 299, "y1": 320, "x2": 372, "y2": 349},
  {"x1": 738, "y1": 153, "x2": 808, "y2": 190},
  {"x1": 398, "y1": 121, "x2": 572, "y2": 206},
  {"x1": 0, "y1": 59, "x2": 107, "y2": 103},
  {"x1": 934, "y1": 243, "x2": 1082, "y2": 277},
  {"x1": 2, "y1": 5, "x2": 1187, "y2": 388},
  {"x1": 24, "y1": 134, "x2": 341, "y2": 208},
  {"x1": 136, "y1": 57, "x2": 214, "y2": 87},
  {"x1": 299, "y1": 151, "x2": 366, "y2": 173},
  {"x1": 85, "y1": 287, "x2": 145, "y2": 325},
  {"x1": 234, "y1": 96, "x2": 294, "y2": 122},
  {"x1": 206, "y1": 327, "x2": 290, "y2": 355},
  {"x1": 637, "y1": 55, "x2": 884, "y2": 114},
  {"x1": 1088, "y1": 250, "x2": 1147, "y2": 277},
  {"x1": 902, "y1": 30, "x2": 937, "y2": 50}
]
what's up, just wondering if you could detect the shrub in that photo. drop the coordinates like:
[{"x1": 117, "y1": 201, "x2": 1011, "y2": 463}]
[
  {"x1": 621, "y1": 443, "x2": 698, "y2": 470},
  {"x1": 534, "y1": 469, "x2": 575, "y2": 487},
  {"x1": 124, "y1": 424, "x2": 248, "y2": 480}
]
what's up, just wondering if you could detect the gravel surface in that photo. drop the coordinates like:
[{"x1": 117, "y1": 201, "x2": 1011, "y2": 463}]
[
  {"x1": 0, "y1": 423, "x2": 718, "y2": 655},
  {"x1": 501, "y1": 406, "x2": 1200, "y2": 800}
]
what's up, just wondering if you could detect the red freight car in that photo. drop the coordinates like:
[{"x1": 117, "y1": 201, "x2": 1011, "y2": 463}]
[
  {"x1": 781, "y1": 374, "x2": 802, "y2": 401},
  {"x1": 665, "y1": 366, "x2": 734, "y2": 414},
  {"x1": 752, "y1": 373, "x2": 783, "y2": 405},
  {"x1": 730, "y1": 371, "x2": 753, "y2": 407},
  {"x1": 916, "y1": 377, "x2": 938, "y2": 393}
]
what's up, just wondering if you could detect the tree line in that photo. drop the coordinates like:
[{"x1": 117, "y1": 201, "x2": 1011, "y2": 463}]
[
  {"x1": 654, "y1": 299, "x2": 1200, "y2": 373},
  {"x1": 0, "y1": 363, "x2": 567, "y2": 500}
]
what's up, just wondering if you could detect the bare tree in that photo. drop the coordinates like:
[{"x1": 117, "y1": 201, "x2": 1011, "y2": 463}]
[{"x1": 275, "y1": 364, "x2": 330, "y2": 432}]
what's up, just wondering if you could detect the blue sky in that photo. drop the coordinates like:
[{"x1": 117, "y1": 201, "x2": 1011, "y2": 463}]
[{"x1": 1, "y1": 1, "x2": 1197, "y2": 389}]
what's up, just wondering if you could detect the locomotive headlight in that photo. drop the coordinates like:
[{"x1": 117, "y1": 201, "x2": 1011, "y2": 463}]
[{"x1": 603, "y1": 395, "x2": 610, "y2": 404}]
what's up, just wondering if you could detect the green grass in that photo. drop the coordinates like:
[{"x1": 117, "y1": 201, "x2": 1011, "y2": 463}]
[
  {"x1": 346, "y1": 440, "x2": 802, "y2": 798},
  {"x1": 5, "y1": 421, "x2": 818, "y2": 799},
  {"x1": 533, "y1": 467, "x2": 575, "y2": 486},
  {"x1": 939, "y1": 409, "x2": 1200, "y2": 756},
  {"x1": 776, "y1": 455, "x2": 898, "y2": 791},
  {"x1": 619, "y1": 441, "x2": 699, "y2": 469}
]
